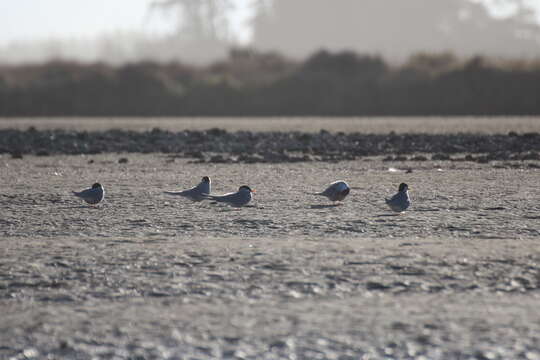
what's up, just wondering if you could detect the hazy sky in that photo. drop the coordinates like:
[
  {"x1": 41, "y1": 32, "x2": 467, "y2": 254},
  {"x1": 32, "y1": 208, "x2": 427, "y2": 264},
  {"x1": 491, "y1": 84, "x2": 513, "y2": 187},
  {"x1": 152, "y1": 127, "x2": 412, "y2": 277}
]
[
  {"x1": 0, "y1": 0, "x2": 253, "y2": 46},
  {"x1": 0, "y1": 0, "x2": 538, "y2": 46}
]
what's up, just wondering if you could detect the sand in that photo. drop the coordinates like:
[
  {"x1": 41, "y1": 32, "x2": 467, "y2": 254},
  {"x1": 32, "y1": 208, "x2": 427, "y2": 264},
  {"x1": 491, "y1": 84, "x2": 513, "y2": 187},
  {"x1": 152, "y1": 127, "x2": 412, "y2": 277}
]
[
  {"x1": 1, "y1": 116, "x2": 540, "y2": 134},
  {"x1": 1, "y1": 145, "x2": 540, "y2": 359},
  {"x1": 1, "y1": 117, "x2": 540, "y2": 359}
]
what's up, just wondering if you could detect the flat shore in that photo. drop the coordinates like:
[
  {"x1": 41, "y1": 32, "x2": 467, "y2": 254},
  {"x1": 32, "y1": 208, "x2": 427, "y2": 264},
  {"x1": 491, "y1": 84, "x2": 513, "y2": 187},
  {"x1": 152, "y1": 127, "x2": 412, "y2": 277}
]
[
  {"x1": 1, "y1": 116, "x2": 540, "y2": 133},
  {"x1": 1, "y1": 146, "x2": 540, "y2": 358}
]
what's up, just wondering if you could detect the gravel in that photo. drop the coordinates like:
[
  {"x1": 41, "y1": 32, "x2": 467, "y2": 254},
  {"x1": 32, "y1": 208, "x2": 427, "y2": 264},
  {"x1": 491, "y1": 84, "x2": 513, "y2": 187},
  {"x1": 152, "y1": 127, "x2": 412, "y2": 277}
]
[{"x1": 1, "y1": 127, "x2": 539, "y2": 164}]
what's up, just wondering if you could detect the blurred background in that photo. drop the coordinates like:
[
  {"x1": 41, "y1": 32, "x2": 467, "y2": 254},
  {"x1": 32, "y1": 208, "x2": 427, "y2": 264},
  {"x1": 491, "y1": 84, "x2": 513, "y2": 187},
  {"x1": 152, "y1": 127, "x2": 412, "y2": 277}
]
[{"x1": 1, "y1": 0, "x2": 540, "y2": 116}]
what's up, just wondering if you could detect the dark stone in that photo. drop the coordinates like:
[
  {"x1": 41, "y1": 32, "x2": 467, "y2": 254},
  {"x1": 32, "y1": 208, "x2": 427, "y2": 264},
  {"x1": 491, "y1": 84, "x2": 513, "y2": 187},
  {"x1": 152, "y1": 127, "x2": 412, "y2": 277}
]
[
  {"x1": 209, "y1": 155, "x2": 228, "y2": 163},
  {"x1": 521, "y1": 152, "x2": 540, "y2": 160},
  {"x1": 366, "y1": 281, "x2": 390, "y2": 290},
  {"x1": 432, "y1": 153, "x2": 450, "y2": 161},
  {"x1": 206, "y1": 128, "x2": 227, "y2": 136},
  {"x1": 476, "y1": 156, "x2": 489, "y2": 164}
]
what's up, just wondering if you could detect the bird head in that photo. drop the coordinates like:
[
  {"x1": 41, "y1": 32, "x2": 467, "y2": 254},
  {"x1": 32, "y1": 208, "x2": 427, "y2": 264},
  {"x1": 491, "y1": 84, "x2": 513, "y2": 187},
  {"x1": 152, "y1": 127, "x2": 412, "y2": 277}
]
[{"x1": 398, "y1": 183, "x2": 408, "y2": 192}]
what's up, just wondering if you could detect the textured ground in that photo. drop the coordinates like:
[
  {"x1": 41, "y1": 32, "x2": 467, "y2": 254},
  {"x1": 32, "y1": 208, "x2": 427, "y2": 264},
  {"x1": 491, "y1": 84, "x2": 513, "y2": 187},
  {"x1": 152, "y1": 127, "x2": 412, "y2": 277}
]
[
  {"x1": 1, "y1": 148, "x2": 540, "y2": 359},
  {"x1": 1, "y1": 121, "x2": 539, "y2": 167}
]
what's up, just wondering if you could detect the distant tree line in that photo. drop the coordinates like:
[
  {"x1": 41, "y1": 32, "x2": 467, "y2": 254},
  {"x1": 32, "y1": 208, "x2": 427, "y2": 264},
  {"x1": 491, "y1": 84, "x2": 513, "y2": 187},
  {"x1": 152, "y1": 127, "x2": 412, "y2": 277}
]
[{"x1": 1, "y1": 49, "x2": 540, "y2": 116}]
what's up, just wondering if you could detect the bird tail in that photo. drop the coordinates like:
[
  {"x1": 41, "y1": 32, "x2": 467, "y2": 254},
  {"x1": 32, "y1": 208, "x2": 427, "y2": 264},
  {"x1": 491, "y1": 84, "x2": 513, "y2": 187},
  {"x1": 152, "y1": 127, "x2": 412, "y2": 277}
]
[{"x1": 164, "y1": 191, "x2": 185, "y2": 196}]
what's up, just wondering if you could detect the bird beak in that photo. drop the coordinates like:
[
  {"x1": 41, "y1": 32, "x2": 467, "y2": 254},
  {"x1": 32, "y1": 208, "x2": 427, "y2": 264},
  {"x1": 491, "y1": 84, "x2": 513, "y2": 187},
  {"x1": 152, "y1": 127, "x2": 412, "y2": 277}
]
[{"x1": 251, "y1": 189, "x2": 256, "y2": 193}]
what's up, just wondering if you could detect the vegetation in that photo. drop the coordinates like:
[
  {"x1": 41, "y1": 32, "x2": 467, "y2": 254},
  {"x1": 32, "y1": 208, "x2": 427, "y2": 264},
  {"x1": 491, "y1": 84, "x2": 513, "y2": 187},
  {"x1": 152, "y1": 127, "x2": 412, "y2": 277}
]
[{"x1": 1, "y1": 49, "x2": 540, "y2": 116}]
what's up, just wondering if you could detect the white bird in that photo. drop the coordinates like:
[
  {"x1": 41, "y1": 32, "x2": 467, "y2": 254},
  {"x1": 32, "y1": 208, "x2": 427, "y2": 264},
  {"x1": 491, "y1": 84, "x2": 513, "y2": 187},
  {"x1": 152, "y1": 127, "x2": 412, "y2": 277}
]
[
  {"x1": 164, "y1": 176, "x2": 211, "y2": 202},
  {"x1": 313, "y1": 180, "x2": 350, "y2": 202},
  {"x1": 73, "y1": 182, "x2": 104, "y2": 205},
  {"x1": 386, "y1": 183, "x2": 411, "y2": 212},
  {"x1": 206, "y1": 185, "x2": 254, "y2": 207}
]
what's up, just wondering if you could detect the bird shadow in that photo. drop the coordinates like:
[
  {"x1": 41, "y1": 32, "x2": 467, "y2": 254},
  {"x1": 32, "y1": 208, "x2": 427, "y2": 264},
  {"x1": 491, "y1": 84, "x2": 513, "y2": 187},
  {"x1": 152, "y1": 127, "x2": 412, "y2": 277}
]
[
  {"x1": 209, "y1": 203, "x2": 259, "y2": 211},
  {"x1": 309, "y1": 204, "x2": 341, "y2": 209},
  {"x1": 375, "y1": 213, "x2": 401, "y2": 217},
  {"x1": 60, "y1": 205, "x2": 104, "y2": 209},
  {"x1": 209, "y1": 202, "x2": 257, "y2": 208}
]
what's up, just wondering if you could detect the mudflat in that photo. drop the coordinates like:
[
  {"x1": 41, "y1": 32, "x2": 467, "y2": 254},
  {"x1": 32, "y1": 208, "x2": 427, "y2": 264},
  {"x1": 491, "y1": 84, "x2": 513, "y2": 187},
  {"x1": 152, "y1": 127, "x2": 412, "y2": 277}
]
[{"x1": 1, "y1": 117, "x2": 540, "y2": 359}]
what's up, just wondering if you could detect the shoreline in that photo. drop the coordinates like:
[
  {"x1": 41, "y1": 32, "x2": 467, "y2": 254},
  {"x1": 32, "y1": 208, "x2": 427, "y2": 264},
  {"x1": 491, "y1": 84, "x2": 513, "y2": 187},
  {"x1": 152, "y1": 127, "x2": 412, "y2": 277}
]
[{"x1": 1, "y1": 116, "x2": 540, "y2": 133}]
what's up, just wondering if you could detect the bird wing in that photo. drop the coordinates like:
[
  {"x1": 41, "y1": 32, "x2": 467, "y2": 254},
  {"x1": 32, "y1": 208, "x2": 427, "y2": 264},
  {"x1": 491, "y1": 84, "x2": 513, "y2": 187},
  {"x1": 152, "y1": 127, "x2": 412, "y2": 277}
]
[
  {"x1": 164, "y1": 189, "x2": 192, "y2": 196},
  {"x1": 322, "y1": 181, "x2": 349, "y2": 196},
  {"x1": 194, "y1": 181, "x2": 210, "y2": 195},
  {"x1": 165, "y1": 181, "x2": 209, "y2": 196},
  {"x1": 322, "y1": 185, "x2": 338, "y2": 198},
  {"x1": 386, "y1": 191, "x2": 410, "y2": 211},
  {"x1": 74, "y1": 187, "x2": 102, "y2": 202},
  {"x1": 209, "y1": 191, "x2": 252, "y2": 207},
  {"x1": 331, "y1": 181, "x2": 349, "y2": 191},
  {"x1": 207, "y1": 192, "x2": 237, "y2": 202},
  {"x1": 386, "y1": 192, "x2": 401, "y2": 205},
  {"x1": 74, "y1": 187, "x2": 93, "y2": 197}
]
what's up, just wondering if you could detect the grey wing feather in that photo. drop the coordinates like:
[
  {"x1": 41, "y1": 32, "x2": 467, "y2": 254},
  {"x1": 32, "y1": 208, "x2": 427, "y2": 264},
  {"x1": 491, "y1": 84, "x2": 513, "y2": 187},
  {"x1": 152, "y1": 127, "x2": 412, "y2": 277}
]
[
  {"x1": 207, "y1": 193, "x2": 234, "y2": 202},
  {"x1": 317, "y1": 181, "x2": 349, "y2": 201},
  {"x1": 73, "y1": 187, "x2": 103, "y2": 204},
  {"x1": 164, "y1": 189, "x2": 194, "y2": 196},
  {"x1": 386, "y1": 192, "x2": 410, "y2": 211},
  {"x1": 164, "y1": 181, "x2": 209, "y2": 201},
  {"x1": 207, "y1": 191, "x2": 251, "y2": 207}
]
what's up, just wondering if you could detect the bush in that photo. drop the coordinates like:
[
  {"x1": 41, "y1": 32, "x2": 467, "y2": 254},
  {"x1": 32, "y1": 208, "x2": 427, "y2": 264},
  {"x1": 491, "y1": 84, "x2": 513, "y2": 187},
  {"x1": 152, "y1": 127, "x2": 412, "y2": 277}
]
[{"x1": 0, "y1": 50, "x2": 539, "y2": 116}]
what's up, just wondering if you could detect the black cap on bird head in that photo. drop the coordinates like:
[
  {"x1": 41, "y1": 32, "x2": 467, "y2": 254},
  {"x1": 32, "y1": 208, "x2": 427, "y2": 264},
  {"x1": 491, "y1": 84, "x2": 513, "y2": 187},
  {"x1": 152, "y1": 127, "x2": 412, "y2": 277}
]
[
  {"x1": 239, "y1": 185, "x2": 253, "y2": 192},
  {"x1": 398, "y1": 183, "x2": 408, "y2": 192},
  {"x1": 92, "y1": 183, "x2": 102, "y2": 189},
  {"x1": 202, "y1": 176, "x2": 210, "y2": 182}
]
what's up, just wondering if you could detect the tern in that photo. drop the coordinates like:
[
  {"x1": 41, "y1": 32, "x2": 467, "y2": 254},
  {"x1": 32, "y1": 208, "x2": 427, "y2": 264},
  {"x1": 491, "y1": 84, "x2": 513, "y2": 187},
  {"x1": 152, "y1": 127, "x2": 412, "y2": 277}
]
[
  {"x1": 73, "y1": 182, "x2": 105, "y2": 205},
  {"x1": 386, "y1": 183, "x2": 411, "y2": 212},
  {"x1": 313, "y1": 180, "x2": 350, "y2": 202},
  {"x1": 206, "y1": 185, "x2": 254, "y2": 207},
  {"x1": 164, "y1": 176, "x2": 211, "y2": 202}
]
